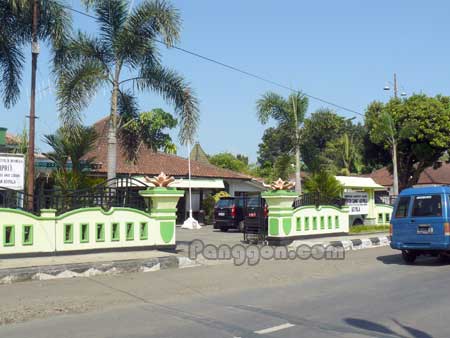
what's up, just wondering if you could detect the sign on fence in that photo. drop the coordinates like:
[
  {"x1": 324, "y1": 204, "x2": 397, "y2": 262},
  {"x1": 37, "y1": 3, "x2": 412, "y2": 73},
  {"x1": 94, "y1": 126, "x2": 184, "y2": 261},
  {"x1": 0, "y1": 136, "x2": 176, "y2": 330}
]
[
  {"x1": 344, "y1": 192, "x2": 368, "y2": 215},
  {"x1": 0, "y1": 154, "x2": 25, "y2": 190}
]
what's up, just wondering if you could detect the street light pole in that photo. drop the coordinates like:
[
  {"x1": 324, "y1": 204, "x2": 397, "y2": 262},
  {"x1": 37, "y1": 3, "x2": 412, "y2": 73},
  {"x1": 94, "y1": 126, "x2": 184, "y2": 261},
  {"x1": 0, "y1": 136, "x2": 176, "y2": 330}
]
[{"x1": 393, "y1": 73, "x2": 398, "y2": 99}]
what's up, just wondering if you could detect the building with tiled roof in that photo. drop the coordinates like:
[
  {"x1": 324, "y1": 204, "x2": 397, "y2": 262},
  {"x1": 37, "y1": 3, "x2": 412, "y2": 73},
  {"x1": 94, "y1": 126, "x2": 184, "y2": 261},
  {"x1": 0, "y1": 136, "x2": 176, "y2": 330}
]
[
  {"x1": 86, "y1": 117, "x2": 266, "y2": 223},
  {"x1": 365, "y1": 163, "x2": 450, "y2": 193}
]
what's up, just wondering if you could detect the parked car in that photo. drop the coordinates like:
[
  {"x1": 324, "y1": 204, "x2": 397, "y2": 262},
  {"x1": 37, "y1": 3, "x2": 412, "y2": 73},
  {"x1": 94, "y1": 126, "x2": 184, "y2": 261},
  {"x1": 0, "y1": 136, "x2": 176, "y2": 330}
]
[
  {"x1": 213, "y1": 197, "x2": 245, "y2": 232},
  {"x1": 390, "y1": 186, "x2": 450, "y2": 264}
]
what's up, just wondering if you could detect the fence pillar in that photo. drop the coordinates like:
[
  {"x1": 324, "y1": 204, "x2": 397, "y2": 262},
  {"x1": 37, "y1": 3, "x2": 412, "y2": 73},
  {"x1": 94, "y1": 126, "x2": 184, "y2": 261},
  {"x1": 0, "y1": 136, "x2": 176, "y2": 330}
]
[
  {"x1": 139, "y1": 187, "x2": 184, "y2": 244},
  {"x1": 364, "y1": 188, "x2": 377, "y2": 225},
  {"x1": 262, "y1": 190, "x2": 297, "y2": 240}
]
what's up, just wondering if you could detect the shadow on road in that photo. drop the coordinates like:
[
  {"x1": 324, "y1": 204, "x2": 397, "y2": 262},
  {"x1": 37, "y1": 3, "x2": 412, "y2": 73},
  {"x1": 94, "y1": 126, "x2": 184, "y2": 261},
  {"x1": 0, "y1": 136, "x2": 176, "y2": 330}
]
[
  {"x1": 344, "y1": 317, "x2": 433, "y2": 338},
  {"x1": 376, "y1": 253, "x2": 448, "y2": 266}
]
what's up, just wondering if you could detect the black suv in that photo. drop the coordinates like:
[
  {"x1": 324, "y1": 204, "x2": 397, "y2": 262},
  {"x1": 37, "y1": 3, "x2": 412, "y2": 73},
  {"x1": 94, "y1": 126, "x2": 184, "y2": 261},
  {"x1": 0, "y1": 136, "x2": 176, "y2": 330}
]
[{"x1": 213, "y1": 197, "x2": 245, "y2": 232}]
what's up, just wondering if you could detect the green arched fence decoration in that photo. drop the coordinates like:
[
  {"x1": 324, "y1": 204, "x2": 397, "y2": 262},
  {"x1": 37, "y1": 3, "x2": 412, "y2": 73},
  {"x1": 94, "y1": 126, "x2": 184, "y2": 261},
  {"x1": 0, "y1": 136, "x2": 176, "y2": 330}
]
[
  {"x1": 160, "y1": 221, "x2": 175, "y2": 243},
  {"x1": 282, "y1": 218, "x2": 292, "y2": 235}
]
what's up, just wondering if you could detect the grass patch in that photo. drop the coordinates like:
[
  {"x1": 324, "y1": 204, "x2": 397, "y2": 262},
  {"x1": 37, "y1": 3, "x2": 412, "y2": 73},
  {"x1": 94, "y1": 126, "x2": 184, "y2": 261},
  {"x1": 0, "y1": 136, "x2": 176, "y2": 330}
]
[{"x1": 349, "y1": 225, "x2": 390, "y2": 234}]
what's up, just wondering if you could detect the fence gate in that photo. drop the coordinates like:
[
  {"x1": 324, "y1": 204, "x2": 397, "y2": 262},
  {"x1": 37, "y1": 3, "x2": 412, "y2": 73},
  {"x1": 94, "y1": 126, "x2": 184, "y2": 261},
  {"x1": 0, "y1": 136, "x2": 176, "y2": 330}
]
[{"x1": 243, "y1": 197, "x2": 268, "y2": 243}]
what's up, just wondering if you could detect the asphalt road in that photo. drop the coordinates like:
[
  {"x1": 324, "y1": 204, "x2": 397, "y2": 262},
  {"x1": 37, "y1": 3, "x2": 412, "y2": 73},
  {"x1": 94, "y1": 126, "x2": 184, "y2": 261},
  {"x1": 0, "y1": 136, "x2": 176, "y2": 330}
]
[{"x1": 0, "y1": 246, "x2": 449, "y2": 338}]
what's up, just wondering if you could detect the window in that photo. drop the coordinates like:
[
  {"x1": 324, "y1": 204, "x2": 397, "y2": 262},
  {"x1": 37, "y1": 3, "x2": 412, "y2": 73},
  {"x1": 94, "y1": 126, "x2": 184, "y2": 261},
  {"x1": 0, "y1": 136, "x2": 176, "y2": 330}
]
[
  {"x1": 140, "y1": 222, "x2": 148, "y2": 240},
  {"x1": 412, "y1": 195, "x2": 442, "y2": 217},
  {"x1": 126, "y1": 223, "x2": 134, "y2": 241},
  {"x1": 320, "y1": 216, "x2": 325, "y2": 230},
  {"x1": 395, "y1": 197, "x2": 411, "y2": 218},
  {"x1": 64, "y1": 224, "x2": 73, "y2": 244},
  {"x1": 96, "y1": 223, "x2": 105, "y2": 242},
  {"x1": 296, "y1": 218, "x2": 301, "y2": 231},
  {"x1": 111, "y1": 223, "x2": 120, "y2": 241},
  {"x1": 304, "y1": 217, "x2": 310, "y2": 231},
  {"x1": 3, "y1": 225, "x2": 15, "y2": 246},
  {"x1": 313, "y1": 217, "x2": 318, "y2": 230},
  {"x1": 378, "y1": 213, "x2": 384, "y2": 223},
  {"x1": 335, "y1": 216, "x2": 340, "y2": 229},
  {"x1": 22, "y1": 225, "x2": 33, "y2": 245},
  {"x1": 80, "y1": 224, "x2": 89, "y2": 243},
  {"x1": 385, "y1": 213, "x2": 390, "y2": 222},
  {"x1": 327, "y1": 216, "x2": 332, "y2": 229}
]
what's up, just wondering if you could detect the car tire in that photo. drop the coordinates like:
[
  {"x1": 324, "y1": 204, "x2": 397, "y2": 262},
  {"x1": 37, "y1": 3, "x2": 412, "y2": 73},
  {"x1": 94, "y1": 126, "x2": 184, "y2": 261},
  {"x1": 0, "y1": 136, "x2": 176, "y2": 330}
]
[
  {"x1": 402, "y1": 250, "x2": 417, "y2": 264},
  {"x1": 238, "y1": 221, "x2": 245, "y2": 233}
]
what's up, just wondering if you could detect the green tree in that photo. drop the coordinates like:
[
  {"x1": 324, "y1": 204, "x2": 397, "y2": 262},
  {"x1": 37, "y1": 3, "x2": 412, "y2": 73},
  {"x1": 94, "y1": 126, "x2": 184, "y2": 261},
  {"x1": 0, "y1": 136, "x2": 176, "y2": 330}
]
[
  {"x1": 304, "y1": 171, "x2": 343, "y2": 199},
  {"x1": 366, "y1": 94, "x2": 450, "y2": 190},
  {"x1": 43, "y1": 126, "x2": 98, "y2": 191},
  {"x1": 256, "y1": 91, "x2": 308, "y2": 194},
  {"x1": 118, "y1": 92, "x2": 178, "y2": 160},
  {"x1": 257, "y1": 126, "x2": 294, "y2": 167},
  {"x1": 55, "y1": 0, "x2": 199, "y2": 181},
  {"x1": 324, "y1": 132, "x2": 364, "y2": 175},
  {"x1": 209, "y1": 152, "x2": 249, "y2": 173},
  {"x1": 301, "y1": 108, "x2": 347, "y2": 172},
  {"x1": 0, "y1": 0, "x2": 71, "y2": 201}
]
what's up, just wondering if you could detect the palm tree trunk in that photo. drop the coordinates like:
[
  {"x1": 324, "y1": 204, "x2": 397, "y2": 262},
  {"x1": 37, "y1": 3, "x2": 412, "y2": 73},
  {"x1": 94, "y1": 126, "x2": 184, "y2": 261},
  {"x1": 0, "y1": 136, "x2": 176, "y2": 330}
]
[
  {"x1": 107, "y1": 69, "x2": 120, "y2": 182},
  {"x1": 26, "y1": 0, "x2": 39, "y2": 210},
  {"x1": 392, "y1": 141, "x2": 399, "y2": 196},
  {"x1": 295, "y1": 143, "x2": 302, "y2": 195}
]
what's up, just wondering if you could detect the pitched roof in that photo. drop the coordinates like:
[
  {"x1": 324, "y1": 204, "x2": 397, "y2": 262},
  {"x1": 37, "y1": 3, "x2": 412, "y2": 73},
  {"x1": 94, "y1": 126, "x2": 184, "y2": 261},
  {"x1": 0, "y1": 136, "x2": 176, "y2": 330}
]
[
  {"x1": 85, "y1": 117, "x2": 251, "y2": 180},
  {"x1": 189, "y1": 142, "x2": 210, "y2": 164},
  {"x1": 366, "y1": 163, "x2": 450, "y2": 186}
]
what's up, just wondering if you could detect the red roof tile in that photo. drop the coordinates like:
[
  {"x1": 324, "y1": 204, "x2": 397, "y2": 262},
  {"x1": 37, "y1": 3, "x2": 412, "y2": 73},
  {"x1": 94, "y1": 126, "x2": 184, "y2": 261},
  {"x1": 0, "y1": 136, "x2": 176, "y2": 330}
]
[{"x1": 86, "y1": 117, "x2": 251, "y2": 180}]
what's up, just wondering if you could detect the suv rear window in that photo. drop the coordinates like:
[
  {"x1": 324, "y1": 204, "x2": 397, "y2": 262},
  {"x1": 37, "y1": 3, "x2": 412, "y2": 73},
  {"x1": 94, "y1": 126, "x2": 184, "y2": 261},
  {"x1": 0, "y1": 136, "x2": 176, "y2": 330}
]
[
  {"x1": 395, "y1": 197, "x2": 410, "y2": 218},
  {"x1": 247, "y1": 198, "x2": 261, "y2": 207},
  {"x1": 412, "y1": 195, "x2": 442, "y2": 217},
  {"x1": 216, "y1": 199, "x2": 234, "y2": 208}
]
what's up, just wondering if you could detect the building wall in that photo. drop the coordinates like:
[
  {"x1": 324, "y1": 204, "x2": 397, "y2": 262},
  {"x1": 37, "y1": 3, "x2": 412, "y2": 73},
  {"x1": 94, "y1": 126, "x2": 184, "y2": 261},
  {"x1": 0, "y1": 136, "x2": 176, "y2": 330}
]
[{"x1": 226, "y1": 180, "x2": 265, "y2": 196}]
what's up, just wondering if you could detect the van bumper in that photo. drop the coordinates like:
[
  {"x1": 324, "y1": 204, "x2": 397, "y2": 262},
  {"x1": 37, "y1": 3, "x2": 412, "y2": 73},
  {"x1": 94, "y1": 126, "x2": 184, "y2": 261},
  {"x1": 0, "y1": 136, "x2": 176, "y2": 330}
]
[{"x1": 391, "y1": 241, "x2": 450, "y2": 251}]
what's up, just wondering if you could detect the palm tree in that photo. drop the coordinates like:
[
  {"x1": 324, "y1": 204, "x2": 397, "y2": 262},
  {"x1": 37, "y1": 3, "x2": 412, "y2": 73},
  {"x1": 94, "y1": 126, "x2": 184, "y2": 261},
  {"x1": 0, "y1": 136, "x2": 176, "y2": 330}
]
[
  {"x1": 55, "y1": 0, "x2": 199, "y2": 181},
  {"x1": 304, "y1": 171, "x2": 343, "y2": 199},
  {"x1": 43, "y1": 126, "x2": 98, "y2": 191},
  {"x1": 325, "y1": 133, "x2": 363, "y2": 175},
  {"x1": 256, "y1": 92, "x2": 308, "y2": 194},
  {"x1": 0, "y1": 0, "x2": 71, "y2": 203}
]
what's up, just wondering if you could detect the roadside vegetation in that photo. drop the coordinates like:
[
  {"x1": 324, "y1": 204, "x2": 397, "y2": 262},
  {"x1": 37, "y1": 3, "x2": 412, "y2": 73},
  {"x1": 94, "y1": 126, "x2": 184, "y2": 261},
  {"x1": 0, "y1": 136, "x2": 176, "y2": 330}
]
[{"x1": 349, "y1": 225, "x2": 390, "y2": 234}]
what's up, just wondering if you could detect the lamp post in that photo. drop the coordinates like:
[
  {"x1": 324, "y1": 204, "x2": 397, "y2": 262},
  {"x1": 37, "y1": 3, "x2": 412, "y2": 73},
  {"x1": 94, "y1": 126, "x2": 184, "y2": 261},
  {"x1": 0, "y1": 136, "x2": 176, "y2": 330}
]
[
  {"x1": 181, "y1": 141, "x2": 201, "y2": 230},
  {"x1": 383, "y1": 73, "x2": 407, "y2": 98}
]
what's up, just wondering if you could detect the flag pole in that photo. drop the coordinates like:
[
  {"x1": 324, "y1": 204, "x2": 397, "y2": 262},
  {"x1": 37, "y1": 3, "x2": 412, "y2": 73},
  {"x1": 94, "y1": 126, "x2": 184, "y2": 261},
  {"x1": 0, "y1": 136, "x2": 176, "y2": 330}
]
[{"x1": 182, "y1": 141, "x2": 200, "y2": 229}]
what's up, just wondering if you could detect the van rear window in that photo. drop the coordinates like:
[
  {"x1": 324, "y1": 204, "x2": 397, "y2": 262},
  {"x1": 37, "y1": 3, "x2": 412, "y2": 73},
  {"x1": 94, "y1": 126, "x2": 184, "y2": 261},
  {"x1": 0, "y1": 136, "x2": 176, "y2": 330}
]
[
  {"x1": 395, "y1": 197, "x2": 410, "y2": 218},
  {"x1": 412, "y1": 195, "x2": 442, "y2": 217}
]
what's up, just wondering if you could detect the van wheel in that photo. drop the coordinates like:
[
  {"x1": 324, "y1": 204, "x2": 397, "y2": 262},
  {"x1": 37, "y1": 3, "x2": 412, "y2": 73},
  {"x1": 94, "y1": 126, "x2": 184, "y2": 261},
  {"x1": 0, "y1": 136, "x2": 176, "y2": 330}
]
[
  {"x1": 402, "y1": 250, "x2": 417, "y2": 264},
  {"x1": 220, "y1": 228, "x2": 228, "y2": 232},
  {"x1": 238, "y1": 221, "x2": 245, "y2": 232},
  {"x1": 438, "y1": 253, "x2": 450, "y2": 263}
]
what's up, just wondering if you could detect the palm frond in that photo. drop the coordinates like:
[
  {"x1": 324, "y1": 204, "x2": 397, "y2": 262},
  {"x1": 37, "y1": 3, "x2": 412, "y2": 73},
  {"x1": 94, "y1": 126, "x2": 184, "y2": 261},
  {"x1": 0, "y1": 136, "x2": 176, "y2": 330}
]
[
  {"x1": 256, "y1": 92, "x2": 288, "y2": 124},
  {"x1": 39, "y1": 0, "x2": 72, "y2": 47},
  {"x1": 0, "y1": 32, "x2": 24, "y2": 108},
  {"x1": 126, "y1": 0, "x2": 181, "y2": 46},
  {"x1": 57, "y1": 60, "x2": 108, "y2": 127},
  {"x1": 136, "y1": 65, "x2": 199, "y2": 145},
  {"x1": 94, "y1": 0, "x2": 128, "y2": 46}
]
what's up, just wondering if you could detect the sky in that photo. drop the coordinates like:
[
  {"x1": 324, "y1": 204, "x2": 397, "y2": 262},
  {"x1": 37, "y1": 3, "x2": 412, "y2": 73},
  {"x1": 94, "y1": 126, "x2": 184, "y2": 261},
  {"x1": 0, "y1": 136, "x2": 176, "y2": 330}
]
[{"x1": 2, "y1": 0, "x2": 450, "y2": 162}]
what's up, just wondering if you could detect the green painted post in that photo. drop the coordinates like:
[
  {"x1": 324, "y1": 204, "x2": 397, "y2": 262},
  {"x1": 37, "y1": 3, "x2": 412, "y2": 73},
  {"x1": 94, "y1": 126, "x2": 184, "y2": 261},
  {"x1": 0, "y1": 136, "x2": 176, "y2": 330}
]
[
  {"x1": 139, "y1": 187, "x2": 184, "y2": 244},
  {"x1": 261, "y1": 190, "x2": 297, "y2": 238}
]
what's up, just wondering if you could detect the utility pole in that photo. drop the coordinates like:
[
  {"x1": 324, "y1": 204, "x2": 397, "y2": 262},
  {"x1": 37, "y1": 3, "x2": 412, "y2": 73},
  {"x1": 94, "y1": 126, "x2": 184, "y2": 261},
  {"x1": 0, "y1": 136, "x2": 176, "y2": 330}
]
[
  {"x1": 393, "y1": 73, "x2": 398, "y2": 99},
  {"x1": 27, "y1": 0, "x2": 39, "y2": 209}
]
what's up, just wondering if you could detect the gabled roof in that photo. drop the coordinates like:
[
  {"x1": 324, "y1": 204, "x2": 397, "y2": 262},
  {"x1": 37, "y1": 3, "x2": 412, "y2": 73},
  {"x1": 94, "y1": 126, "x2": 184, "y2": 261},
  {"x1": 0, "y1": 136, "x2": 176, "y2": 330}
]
[
  {"x1": 85, "y1": 117, "x2": 251, "y2": 180},
  {"x1": 336, "y1": 176, "x2": 385, "y2": 190}
]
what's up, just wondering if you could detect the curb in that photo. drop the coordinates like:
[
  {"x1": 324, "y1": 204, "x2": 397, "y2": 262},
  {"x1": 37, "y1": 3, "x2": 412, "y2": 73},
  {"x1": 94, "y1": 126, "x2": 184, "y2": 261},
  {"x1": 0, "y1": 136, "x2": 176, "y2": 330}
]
[
  {"x1": 0, "y1": 255, "x2": 198, "y2": 285},
  {"x1": 289, "y1": 235, "x2": 391, "y2": 251}
]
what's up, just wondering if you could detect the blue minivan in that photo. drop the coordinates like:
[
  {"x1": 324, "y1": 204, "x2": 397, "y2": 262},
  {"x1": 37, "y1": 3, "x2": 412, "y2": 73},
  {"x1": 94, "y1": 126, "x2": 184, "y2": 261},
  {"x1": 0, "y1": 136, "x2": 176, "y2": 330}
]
[{"x1": 391, "y1": 186, "x2": 450, "y2": 264}]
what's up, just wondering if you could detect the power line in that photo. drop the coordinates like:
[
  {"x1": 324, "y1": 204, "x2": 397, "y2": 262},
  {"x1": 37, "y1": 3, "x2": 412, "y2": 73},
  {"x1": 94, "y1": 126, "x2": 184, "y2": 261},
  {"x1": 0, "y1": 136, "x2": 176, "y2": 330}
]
[{"x1": 63, "y1": 4, "x2": 364, "y2": 117}]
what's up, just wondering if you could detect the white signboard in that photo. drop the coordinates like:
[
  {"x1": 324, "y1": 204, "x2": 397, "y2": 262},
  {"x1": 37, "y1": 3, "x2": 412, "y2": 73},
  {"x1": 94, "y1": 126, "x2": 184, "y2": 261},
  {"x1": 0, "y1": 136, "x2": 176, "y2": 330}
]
[
  {"x1": 0, "y1": 154, "x2": 25, "y2": 190},
  {"x1": 344, "y1": 192, "x2": 369, "y2": 215}
]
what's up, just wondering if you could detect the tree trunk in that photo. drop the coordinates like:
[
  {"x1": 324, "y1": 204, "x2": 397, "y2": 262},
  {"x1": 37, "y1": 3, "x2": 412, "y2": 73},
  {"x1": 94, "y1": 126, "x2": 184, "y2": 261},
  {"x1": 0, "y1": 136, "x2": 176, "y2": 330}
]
[
  {"x1": 292, "y1": 96, "x2": 302, "y2": 195},
  {"x1": 107, "y1": 69, "x2": 120, "y2": 182},
  {"x1": 26, "y1": 0, "x2": 39, "y2": 210},
  {"x1": 392, "y1": 141, "x2": 399, "y2": 196}
]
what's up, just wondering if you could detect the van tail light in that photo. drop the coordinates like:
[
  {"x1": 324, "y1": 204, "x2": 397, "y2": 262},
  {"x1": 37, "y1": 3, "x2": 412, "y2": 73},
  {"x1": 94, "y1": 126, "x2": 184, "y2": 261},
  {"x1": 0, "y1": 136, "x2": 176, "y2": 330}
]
[
  {"x1": 231, "y1": 205, "x2": 236, "y2": 218},
  {"x1": 445, "y1": 222, "x2": 450, "y2": 236},
  {"x1": 389, "y1": 223, "x2": 393, "y2": 236},
  {"x1": 264, "y1": 205, "x2": 268, "y2": 217}
]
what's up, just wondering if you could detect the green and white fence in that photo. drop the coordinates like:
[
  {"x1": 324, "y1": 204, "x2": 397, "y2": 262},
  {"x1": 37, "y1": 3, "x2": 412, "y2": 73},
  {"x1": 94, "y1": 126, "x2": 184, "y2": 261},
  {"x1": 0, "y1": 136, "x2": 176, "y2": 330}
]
[{"x1": 0, "y1": 187, "x2": 183, "y2": 256}]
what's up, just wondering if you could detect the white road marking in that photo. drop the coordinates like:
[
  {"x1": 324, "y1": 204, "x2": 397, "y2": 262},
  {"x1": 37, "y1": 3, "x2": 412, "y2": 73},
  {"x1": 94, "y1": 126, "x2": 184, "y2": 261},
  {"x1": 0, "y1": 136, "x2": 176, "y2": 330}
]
[{"x1": 254, "y1": 323, "x2": 295, "y2": 335}]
